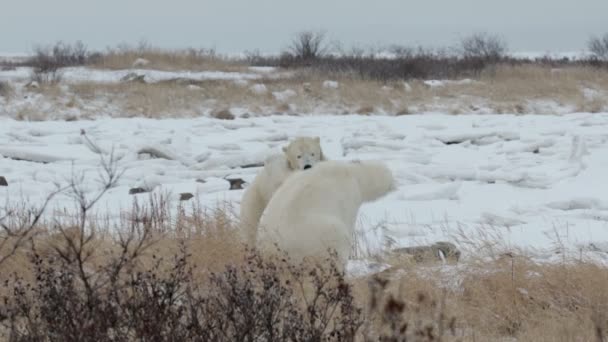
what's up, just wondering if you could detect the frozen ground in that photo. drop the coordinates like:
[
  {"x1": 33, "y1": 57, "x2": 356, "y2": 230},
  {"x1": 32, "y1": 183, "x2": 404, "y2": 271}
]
[
  {"x1": 0, "y1": 66, "x2": 279, "y2": 83},
  {"x1": 1, "y1": 113, "x2": 608, "y2": 271}
]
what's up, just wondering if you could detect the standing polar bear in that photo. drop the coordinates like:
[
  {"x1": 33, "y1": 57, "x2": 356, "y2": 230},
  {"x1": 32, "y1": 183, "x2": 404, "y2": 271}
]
[
  {"x1": 257, "y1": 160, "x2": 395, "y2": 270},
  {"x1": 239, "y1": 136, "x2": 325, "y2": 245}
]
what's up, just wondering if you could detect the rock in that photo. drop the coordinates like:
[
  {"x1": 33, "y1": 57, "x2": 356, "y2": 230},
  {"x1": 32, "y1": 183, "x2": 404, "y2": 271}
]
[
  {"x1": 179, "y1": 193, "x2": 194, "y2": 201},
  {"x1": 25, "y1": 81, "x2": 40, "y2": 89},
  {"x1": 211, "y1": 108, "x2": 235, "y2": 120},
  {"x1": 132, "y1": 58, "x2": 150, "y2": 68},
  {"x1": 240, "y1": 162, "x2": 264, "y2": 169},
  {"x1": 136, "y1": 146, "x2": 176, "y2": 161},
  {"x1": 391, "y1": 241, "x2": 461, "y2": 264},
  {"x1": 226, "y1": 178, "x2": 246, "y2": 190},
  {"x1": 0, "y1": 176, "x2": 7, "y2": 186},
  {"x1": 121, "y1": 72, "x2": 146, "y2": 83},
  {"x1": 128, "y1": 187, "x2": 148, "y2": 195},
  {"x1": 195, "y1": 178, "x2": 206, "y2": 183}
]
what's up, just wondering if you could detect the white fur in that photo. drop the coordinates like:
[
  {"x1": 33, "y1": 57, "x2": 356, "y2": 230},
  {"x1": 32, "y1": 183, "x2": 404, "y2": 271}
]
[
  {"x1": 239, "y1": 137, "x2": 324, "y2": 245},
  {"x1": 257, "y1": 160, "x2": 395, "y2": 269}
]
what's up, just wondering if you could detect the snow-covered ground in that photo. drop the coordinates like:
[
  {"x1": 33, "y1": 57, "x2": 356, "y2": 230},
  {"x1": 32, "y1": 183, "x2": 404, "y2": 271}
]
[
  {"x1": 0, "y1": 66, "x2": 279, "y2": 83},
  {"x1": 2, "y1": 113, "x2": 608, "y2": 268}
]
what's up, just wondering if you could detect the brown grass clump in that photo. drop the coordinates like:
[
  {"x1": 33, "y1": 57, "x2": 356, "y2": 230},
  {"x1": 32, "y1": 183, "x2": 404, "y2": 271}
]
[
  {"x1": 92, "y1": 44, "x2": 246, "y2": 72},
  {"x1": 210, "y1": 107, "x2": 236, "y2": 120},
  {"x1": 462, "y1": 256, "x2": 608, "y2": 341}
]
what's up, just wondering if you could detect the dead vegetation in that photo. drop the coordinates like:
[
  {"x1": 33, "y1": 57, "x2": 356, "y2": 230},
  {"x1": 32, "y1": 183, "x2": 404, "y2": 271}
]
[
  {"x1": 4, "y1": 56, "x2": 605, "y2": 121},
  {"x1": 1, "y1": 158, "x2": 608, "y2": 341},
  {"x1": 92, "y1": 41, "x2": 246, "y2": 72},
  {"x1": 5, "y1": 35, "x2": 608, "y2": 119},
  {"x1": 7, "y1": 64, "x2": 608, "y2": 121}
]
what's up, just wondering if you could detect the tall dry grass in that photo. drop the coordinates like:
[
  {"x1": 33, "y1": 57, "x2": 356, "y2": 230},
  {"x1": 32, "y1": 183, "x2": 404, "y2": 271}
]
[
  {"x1": 2, "y1": 184, "x2": 608, "y2": 340},
  {"x1": 13, "y1": 64, "x2": 595, "y2": 121},
  {"x1": 92, "y1": 43, "x2": 246, "y2": 72},
  {"x1": 8, "y1": 62, "x2": 608, "y2": 121}
]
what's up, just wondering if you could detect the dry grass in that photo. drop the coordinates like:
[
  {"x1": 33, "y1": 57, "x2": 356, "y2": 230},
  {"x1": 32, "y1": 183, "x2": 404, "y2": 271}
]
[
  {"x1": 2, "y1": 190, "x2": 608, "y2": 341},
  {"x1": 92, "y1": 45, "x2": 246, "y2": 72},
  {"x1": 8, "y1": 64, "x2": 608, "y2": 121},
  {"x1": 0, "y1": 195, "x2": 244, "y2": 290},
  {"x1": 350, "y1": 255, "x2": 608, "y2": 341}
]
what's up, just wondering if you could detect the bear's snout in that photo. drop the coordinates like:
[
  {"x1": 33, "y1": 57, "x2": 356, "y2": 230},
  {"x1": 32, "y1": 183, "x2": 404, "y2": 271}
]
[{"x1": 303, "y1": 164, "x2": 312, "y2": 170}]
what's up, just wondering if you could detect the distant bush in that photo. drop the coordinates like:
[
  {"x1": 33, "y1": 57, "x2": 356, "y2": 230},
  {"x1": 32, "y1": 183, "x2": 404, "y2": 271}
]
[
  {"x1": 286, "y1": 30, "x2": 328, "y2": 61},
  {"x1": 27, "y1": 41, "x2": 98, "y2": 84},
  {"x1": 267, "y1": 48, "x2": 488, "y2": 81},
  {"x1": 459, "y1": 32, "x2": 508, "y2": 61},
  {"x1": 588, "y1": 33, "x2": 608, "y2": 60}
]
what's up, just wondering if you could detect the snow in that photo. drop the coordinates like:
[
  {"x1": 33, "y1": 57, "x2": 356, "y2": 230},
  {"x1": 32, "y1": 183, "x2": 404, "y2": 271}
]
[
  {"x1": 323, "y1": 80, "x2": 339, "y2": 89},
  {"x1": 424, "y1": 79, "x2": 479, "y2": 88},
  {"x1": 272, "y1": 89, "x2": 297, "y2": 102},
  {"x1": 249, "y1": 83, "x2": 268, "y2": 94},
  {"x1": 0, "y1": 66, "x2": 269, "y2": 84},
  {"x1": 1, "y1": 113, "x2": 608, "y2": 271},
  {"x1": 132, "y1": 58, "x2": 150, "y2": 67}
]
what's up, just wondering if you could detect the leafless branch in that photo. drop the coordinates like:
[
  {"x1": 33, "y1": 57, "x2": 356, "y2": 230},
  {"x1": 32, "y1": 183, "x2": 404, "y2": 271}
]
[{"x1": 0, "y1": 184, "x2": 68, "y2": 266}]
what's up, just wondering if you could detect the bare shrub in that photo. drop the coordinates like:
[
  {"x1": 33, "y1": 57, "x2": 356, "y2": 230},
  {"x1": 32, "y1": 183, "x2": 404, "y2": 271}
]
[
  {"x1": 287, "y1": 30, "x2": 328, "y2": 61},
  {"x1": 588, "y1": 33, "x2": 608, "y2": 60},
  {"x1": 3, "y1": 160, "x2": 608, "y2": 340},
  {"x1": 27, "y1": 41, "x2": 95, "y2": 84},
  {"x1": 0, "y1": 187, "x2": 66, "y2": 268},
  {"x1": 459, "y1": 32, "x2": 508, "y2": 61},
  {"x1": 1, "y1": 238, "x2": 364, "y2": 341}
]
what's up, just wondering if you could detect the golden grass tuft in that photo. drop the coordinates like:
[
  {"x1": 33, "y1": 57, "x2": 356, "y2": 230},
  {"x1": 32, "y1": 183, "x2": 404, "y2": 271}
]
[{"x1": 92, "y1": 45, "x2": 246, "y2": 72}]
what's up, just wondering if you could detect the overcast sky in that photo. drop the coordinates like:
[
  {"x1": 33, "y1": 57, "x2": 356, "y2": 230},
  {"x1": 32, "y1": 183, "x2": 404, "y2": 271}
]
[{"x1": 1, "y1": 0, "x2": 606, "y2": 54}]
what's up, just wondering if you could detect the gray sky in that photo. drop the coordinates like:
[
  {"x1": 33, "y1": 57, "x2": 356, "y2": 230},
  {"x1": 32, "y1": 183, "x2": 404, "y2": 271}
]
[{"x1": 1, "y1": 0, "x2": 606, "y2": 54}]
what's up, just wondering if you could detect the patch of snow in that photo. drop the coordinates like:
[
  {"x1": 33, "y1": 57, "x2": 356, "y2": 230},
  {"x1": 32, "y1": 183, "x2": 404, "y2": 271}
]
[
  {"x1": 249, "y1": 83, "x2": 268, "y2": 94},
  {"x1": 322, "y1": 80, "x2": 339, "y2": 89},
  {"x1": 272, "y1": 89, "x2": 297, "y2": 102},
  {"x1": 424, "y1": 79, "x2": 479, "y2": 88},
  {"x1": 0, "y1": 66, "x2": 266, "y2": 84},
  {"x1": 249, "y1": 66, "x2": 276, "y2": 73},
  {"x1": 132, "y1": 58, "x2": 150, "y2": 68}
]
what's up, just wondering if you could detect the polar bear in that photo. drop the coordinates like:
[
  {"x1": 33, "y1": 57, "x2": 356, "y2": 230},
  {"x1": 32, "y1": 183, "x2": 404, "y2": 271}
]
[
  {"x1": 239, "y1": 136, "x2": 325, "y2": 245},
  {"x1": 256, "y1": 160, "x2": 395, "y2": 270}
]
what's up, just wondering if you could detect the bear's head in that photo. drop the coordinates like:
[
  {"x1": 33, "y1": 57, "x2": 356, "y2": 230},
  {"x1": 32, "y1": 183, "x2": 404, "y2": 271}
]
[{"x1": 283, "y1": 136, "x2": 325, "y2": 171}]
